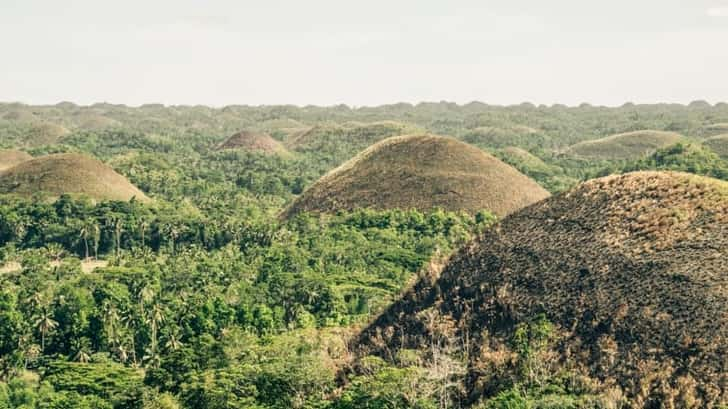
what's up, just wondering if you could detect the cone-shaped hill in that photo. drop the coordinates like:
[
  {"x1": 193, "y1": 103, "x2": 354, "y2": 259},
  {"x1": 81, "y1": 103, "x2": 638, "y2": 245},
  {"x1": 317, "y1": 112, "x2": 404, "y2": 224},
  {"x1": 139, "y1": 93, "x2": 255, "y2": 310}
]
[
  {"x1": 0, "y1": 150, "x2": 32, "y2": 172},
  {"x1": 0, "y1": 153, "x2": 150, "y2": 202},
  {"x1": 282, "y1": 134, "x2": 550, "y2": 219},
  {"x1": 217, "y1": 130, "x2": 289, "y2": 155},
  {"x1": 566, "y1": 130, "x2": 684, "y2": 160},
  {"x1": 354, "y1": 171, "x2": 728, "y2": 406}
]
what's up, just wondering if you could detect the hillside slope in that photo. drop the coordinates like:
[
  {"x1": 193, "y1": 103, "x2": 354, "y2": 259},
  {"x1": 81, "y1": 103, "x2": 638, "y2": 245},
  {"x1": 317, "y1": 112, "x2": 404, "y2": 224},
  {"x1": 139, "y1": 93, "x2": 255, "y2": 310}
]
[
  {"x1": 355, "y1": 171, "x2": 728, "y2": 407},
  {"x1": 566, "y1": 130, "x2": 684, "y2": 160},
  {"x1": 217, "y1": 130, "x2": 289, "y2": 155},
  {"x1": 0, "y1": 150, "x2": 32, "y2": 172},
  {"x1": 282, "y1": 134, "x2": 550, "y2": 218},
  {"x1": 704, "y1": 134, "x2": 728, "y2": 158},
  {"x1": 0, "y1": 153, "x2": 150, "y2": 202}
]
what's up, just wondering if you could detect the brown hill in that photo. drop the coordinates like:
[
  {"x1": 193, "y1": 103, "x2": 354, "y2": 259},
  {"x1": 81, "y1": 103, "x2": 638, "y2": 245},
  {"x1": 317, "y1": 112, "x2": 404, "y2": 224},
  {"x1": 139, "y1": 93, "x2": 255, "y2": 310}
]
[
  {"x1": 355, "y1": 171, "x2": 727, "y2": 407},
  {"x1": 217, "y1": 130, "x2": 288, "y2": 155},
  {"x1": 27, "y1": 122, "x2": 70, "y2": 145},
  {"x1": 0, "y1": 153, "x2": 150, "y2": 202},
  {"x1": 282, "y1": 134, "x2": 550, "y2": 219},
  {"x1": 704, "y1": 134, "x2": 728, "y2": 158},
  {"x1": 566, "y1": 130, "x2": 684, "y2": 160},
  {"x1": 0, "y1": 150, "x2": 32, "y2": 172}
]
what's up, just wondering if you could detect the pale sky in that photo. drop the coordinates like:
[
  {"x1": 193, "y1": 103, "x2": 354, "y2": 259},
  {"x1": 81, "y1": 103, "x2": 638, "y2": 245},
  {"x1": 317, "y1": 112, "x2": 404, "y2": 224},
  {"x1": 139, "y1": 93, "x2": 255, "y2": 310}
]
[{"x1": 1, "y1": 0, "x2": 728, "y2": 107}]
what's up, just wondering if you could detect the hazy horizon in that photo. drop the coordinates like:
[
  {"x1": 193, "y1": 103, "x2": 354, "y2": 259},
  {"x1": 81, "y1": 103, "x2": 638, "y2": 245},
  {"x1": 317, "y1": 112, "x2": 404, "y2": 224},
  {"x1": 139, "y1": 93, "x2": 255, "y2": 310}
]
[{"x1": 3, "y1": 0, "x2": 728, "y2": 107}]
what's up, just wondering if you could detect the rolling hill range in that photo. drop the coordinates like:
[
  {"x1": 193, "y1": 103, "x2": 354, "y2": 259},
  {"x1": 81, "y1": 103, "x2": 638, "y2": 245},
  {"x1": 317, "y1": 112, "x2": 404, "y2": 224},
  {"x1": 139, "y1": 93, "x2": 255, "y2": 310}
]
[
  {"x1": 355, "y1": 171, "x2": 728, "y2": 407},
  {"x1": 216, "y1": 130, "x2": 289, "y2": 155},
  {"x1": 0, "y1": 153, "x2": 150, "y2": 202},
  {"x1": 282, "y1": 134, "x2": 550, "y2": 219},
  {"x1": 0, "y1": 149, "x2": 32, "y2": 171},
  {"x1": 565, "y1": 130, "x2": 684, "y2": 160}
]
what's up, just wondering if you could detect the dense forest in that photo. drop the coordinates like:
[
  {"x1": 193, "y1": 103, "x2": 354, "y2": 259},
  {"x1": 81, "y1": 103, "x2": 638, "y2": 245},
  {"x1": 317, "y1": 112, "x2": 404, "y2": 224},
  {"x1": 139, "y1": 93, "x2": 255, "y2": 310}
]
[{"x1": 1, "y1": 101, "x2": 727, "y2": 408}]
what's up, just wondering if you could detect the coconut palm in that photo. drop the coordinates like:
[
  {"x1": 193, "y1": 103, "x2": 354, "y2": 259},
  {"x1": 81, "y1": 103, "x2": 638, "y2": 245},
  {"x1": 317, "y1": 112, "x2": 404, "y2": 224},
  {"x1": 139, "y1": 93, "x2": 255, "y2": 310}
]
[{"x1": 34, "y1": 309, "x2": 58, "y2": 351}]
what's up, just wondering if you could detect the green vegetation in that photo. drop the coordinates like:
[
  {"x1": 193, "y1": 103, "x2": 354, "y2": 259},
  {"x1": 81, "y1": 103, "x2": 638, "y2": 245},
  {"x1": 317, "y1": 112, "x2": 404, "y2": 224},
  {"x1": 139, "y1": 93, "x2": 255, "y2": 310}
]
[{"x1": 1, "y1": 101, "x2": 728, "y2": 407}]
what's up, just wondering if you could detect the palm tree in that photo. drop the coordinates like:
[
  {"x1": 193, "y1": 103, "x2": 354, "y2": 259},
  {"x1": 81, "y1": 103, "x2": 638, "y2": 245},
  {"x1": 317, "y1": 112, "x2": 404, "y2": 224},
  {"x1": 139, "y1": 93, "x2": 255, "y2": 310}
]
[
  {"x1": 165, "y1": 333, "x2": 183, "y2": 351},
  {"x1": 102, "y1": 302, "x2": 121, "y2": 349},
  {"x1": 146, "y1": 303, "x2": 165, "y2": 352},
  {"x1": 92, "y1": 222, "x2": 101, "y2": 259},
  {"x1": 139, "y1": 218, "x2": 149, "y2": 248},
  {"x1": 34, "y1": 309, "x2": 58, "y2": 351},
  {"x1": 79, "y1": 220, "x2": 96, "y2": 259}
]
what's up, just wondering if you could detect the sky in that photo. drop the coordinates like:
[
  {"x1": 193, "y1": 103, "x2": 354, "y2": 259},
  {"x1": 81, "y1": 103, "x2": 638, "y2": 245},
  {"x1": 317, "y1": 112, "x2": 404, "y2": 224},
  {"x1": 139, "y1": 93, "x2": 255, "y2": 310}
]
[{"x1": 1, "y1": 0, "x2": 728, "y2": 107}]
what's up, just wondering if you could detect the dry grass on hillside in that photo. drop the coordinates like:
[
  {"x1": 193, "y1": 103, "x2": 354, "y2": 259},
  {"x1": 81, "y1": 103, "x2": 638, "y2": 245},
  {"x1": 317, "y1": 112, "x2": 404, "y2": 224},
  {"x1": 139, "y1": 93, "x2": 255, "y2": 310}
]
[
  {"x1": 354, "y1": 171, "x2": 728, "y2": 407},
  {"x1": 282, "y1": 134, "x2": 550, "y2": 219},
  {"x1": 0, "y1": 149, "x2": 32, "y2": 172},
  {"x1": 217, "y1": 130, "x2": 289, "y2": 155},
  {"x1": 566, "y1": 130, "x2": 684, "y2": 160},
  {"x1": 0, "y1": 153, "x2": 150, "y2": 202}
]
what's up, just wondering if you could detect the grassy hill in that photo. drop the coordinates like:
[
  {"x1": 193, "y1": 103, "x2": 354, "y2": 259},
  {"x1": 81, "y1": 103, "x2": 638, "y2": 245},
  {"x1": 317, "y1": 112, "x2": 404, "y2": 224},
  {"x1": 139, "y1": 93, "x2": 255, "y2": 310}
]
[
  {"x1": 355, "y1": 171, "x2": 728, "y2": 407},
  {"x1": 704, "y1": 134, "x2": 728, "y2": 158},
  {"x1": 286, "y1": 121, "x2": 423, "y2": 158},
  {"x1": 282, "y1": 134, "x2": 550, "y2": 219},
  {"x1": 216, "y1": 130, "x2": 289, "y2": 155},
  {"x1": 0, "y1": 153, "x2": 150, "y2": 202},
  {"x1": 0, "y1": 150, "x2": 32, "y2": 172},
  {"x1": 27, "y1": 122, "x2": 70, "y2": 146},
  {"x1": 463, "y1": 125, "x2": 549, "y2": 150},
  {"x1": 615, "y1": 143, "x2": 728, "y2": 180},
  {"x1": 565, "y1": 130, "x2": 684, "y2": 160}
]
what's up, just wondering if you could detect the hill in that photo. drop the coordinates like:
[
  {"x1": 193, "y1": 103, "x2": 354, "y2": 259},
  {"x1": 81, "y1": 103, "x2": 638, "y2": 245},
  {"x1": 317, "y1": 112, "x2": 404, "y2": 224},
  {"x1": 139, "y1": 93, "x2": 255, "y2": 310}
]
[
  {"x1": 217, "y1": 130, "x2": 289, "y2": 155},
  {"x1": 76, "y1": 114, "x2": 122, "y2": 130},
  {"x1": 0, "y1": 150, "x2": 32, "y2": 172},
  {"x1": 704, "y1": 134, "x2": 728, "y2": 158},
  {"x1": 463, "y1": 125, "x2": 549, "y2": 150},
  {"x1": 498, "y1": 146, "x2": 555, "y2": 175},
  {"x1": 705, "y1": 123, "x2": 728, "y2": 134},
  {"x1": 0, "y1": 153, "x2": 150, "y2": 202},
  {"x1": 287, "y1": 121, "x2": 422, "y2": 154},
  {"x1": 355, "y1": 171, "x2": 728, "y2": 407},
  {"x1": 282, "y1": 134, "x2": 550, "y2": 219},
  {"x1": 27, "y1": 122, "x2": 70, "y2": 145},
  {"x1": 615, "y1": 143, "x2": 728, "y2": 180},
  {"x1": 565, "y1": 130, "x2": 684, "y2": 160}
]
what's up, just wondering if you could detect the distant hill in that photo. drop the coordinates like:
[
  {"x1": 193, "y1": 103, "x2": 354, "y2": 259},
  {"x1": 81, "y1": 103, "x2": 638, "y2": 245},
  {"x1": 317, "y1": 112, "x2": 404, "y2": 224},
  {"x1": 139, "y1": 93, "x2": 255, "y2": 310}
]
[
  {"x1": 217, "y1": 130, "x2": 289, "y2": 155},
  {"x1": 0, "y1": 150, "x2": 32, "y2": 172},
  {"x1": 565, "y1": 130, "x2": 684, "y2": 160},
  {"x1": 282, "y1": 134, "x2": 550, "y2": 219},
  {"x1": 286, "y1": 121, "x2": 423, "y2": 157},
  {"x1": 704, "y1": 134, "x2": 728, "y2": 158},
  {"x1": 615, "y1": 143, "x2": 728, "y2": 180},
  {"x1": 27, "y1": 122, "x2": 70, "y2": 145},
  {"x1": 76, "y1": 114, "x2": 121, "y2": 130},
  {"x1": 498, "y1": 146, "x2": 555, "y2": 175},
  {"x1": 463, "y1": 125, "x2": 549, "y2": 149},
  {"x1": 0, "y1": 153, "x2": 150, "y2": 202},
  {"x1": 355, "y1": 171, "x2": 728, "y2": 407},
  {"x1": 705, "y1": 123, "x2": 728, "y2": 134}
]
